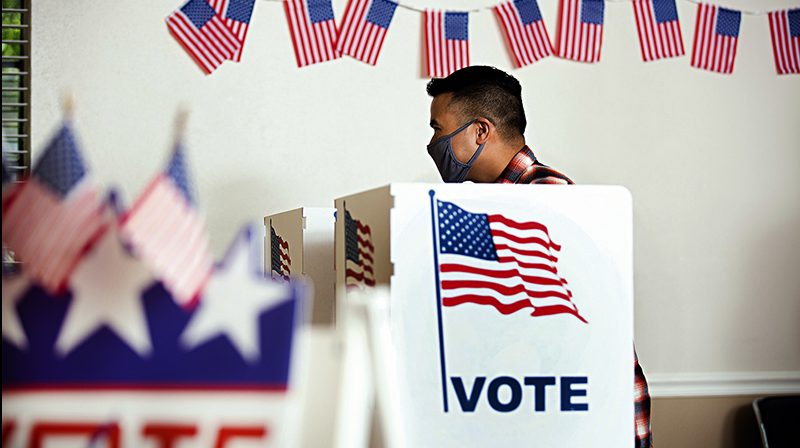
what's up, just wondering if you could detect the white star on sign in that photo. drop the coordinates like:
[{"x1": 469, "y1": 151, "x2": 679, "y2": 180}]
[
  {"x1": 55, "y1": 228, "x2": 154, "y2": 356},
  {"x1": 180, "y1": 225, "x2": 291, "y2": 363},
  {"x1": 2, "y1": 274, "x2": 31, "y2": 349}
]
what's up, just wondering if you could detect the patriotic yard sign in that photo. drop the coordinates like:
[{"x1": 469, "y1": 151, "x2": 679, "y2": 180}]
[
  {"x1": 337, "y1": 0, "x2": 399, "y2": 65},
  {"x1": 425, "y1": 10, "x2": 471, "y2": 78},
  {"x1": 691, "y1": 3, "x2": 741, "y2": 74},
  {"x1": 632, "y1": 0, "x2": 685, "y2": 61},
  {"x1": 166, "y1": 0, "x2": 241, "y2": 74},
  {"x1": 494, "y1": 0, "x2": 554, "y2": 67},
  {"x1": 555, "y1": 0, "x2": 605, "y2": 62},
  {"x1": 338, "y1": 183, "x2": 634, "y2": 446},
  {"x1": 2, "y1": 224, "x2": 305, "y2": 447}
]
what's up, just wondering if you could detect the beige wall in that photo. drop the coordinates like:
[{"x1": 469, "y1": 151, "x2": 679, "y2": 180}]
[
  {"x1": 31, "y1": 0, "x2": 800, "y2": 386},
  {"x1": 651, "y1": 395, "x2": 762, "y2": 448}
]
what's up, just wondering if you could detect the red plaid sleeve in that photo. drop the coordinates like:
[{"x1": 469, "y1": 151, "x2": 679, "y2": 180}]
[{"x1": 634, "y1": 349, "x2": 653, "y2": 447}]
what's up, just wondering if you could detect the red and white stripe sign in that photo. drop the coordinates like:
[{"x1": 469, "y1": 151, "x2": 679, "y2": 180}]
[
  {"x1": 632, "y1": 0, "x2": 685, "y2": 61},
  {"x1": 494, "y1": 1, "x2": 553, "y2": 68},
  {"x1": 283, "y1": 0, "x2": 340, "y2": 67},
  {"x1": 2, "y1": 182, "x2": 108, "y2": 294},
  {"x1": 121, "y1": 176, "x2": 213, "y2": 307},
  {"x1": 165, "y1": 7, "x2": 240, "y2": 75},
  {"x1": 555, "y1": 0, "x2": 604, "y2": 63},
  {"x1": 690, "y1": 4, "x2": 739, "y2": 74},
  {"x1": 425, "y1": 10, "x2": 470, "y2": 78},
  {"x1": 768, "y1": 9, "x2": 800, "y2": 75}
]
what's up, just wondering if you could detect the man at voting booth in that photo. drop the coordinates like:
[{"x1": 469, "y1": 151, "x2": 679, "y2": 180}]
[{"x1": 426, "y1": 66, "x2": 653, "y2": 447}]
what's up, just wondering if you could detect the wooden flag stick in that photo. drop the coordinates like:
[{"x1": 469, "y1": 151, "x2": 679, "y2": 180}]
[
  {"x1": 61, "y1": 90, "x2": 75, "y2": 120},
  {"x1": 173, "y1": 106, "x2": 189, "y2": 144}
]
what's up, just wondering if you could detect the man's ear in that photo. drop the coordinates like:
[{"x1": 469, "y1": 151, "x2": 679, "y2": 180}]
[{"x1": 474, "y1": 118, "x2": 493, "y2": 145}]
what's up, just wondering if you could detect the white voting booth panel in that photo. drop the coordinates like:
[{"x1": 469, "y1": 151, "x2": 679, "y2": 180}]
[
  {"x1": 265, "y1": 207, "x2": 336, "y2": 324},
  {"x1": 335, "y1": 183, "x2": 634, "y2": 447}
]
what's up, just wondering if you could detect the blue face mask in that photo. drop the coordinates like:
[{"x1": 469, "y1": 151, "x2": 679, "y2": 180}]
[{"x1": 427, "y1": 120, "x2": 485, "y2": 183}]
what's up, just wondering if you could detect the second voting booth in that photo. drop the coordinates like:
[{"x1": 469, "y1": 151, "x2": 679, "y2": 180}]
[{"x1": 334, "y1": 183, "x2": 635, "y2": 446}]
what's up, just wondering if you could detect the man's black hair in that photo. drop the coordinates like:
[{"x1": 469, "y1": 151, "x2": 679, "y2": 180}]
[{"x1": 426, "y1": 66, "x2": 526, "y2": 141}]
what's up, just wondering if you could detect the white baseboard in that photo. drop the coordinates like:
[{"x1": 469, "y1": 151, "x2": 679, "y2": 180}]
[{"x1": 647, "y1": 371, "x2": 800, "y2": 398}]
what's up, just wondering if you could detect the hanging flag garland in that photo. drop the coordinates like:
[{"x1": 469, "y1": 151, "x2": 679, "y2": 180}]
[
  {"x1": 209, "y1": 0, "x2": 257, "y2": 62},
  {"x1": 555, "y1": 0, "x2": 605, "y2": 62},
  {"x1": 494, "y1": 0, "x2": 554, "y2": 68},
  {"x1": 691, "y1": 3, "x2": 741, "y2": 74},
  {"x1": 283, "y1": 0, "x2": 341, "y2": 67},
  {"x1": 164, "y1": 0, "x2": 800, "y2": 76},
  {"x1": 425, "y1": 10, "x2": 471, "y2": 77},
  {"x1": 337, "y1": 0, "x2": 399, "y2": 65},
  {"x1": 767, "y1": 8, "x2": 800, "y2": 75},
  {"x1": 632, "y1": 0, "x2": 685, "y2": 61}
]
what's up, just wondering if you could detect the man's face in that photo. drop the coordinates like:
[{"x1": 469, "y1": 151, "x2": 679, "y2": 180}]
[{"x1": 429, "y1": 93, "x2": 477, "y2": 164}]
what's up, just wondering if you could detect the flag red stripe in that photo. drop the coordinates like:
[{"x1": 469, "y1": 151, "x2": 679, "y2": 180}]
[
  {"x1": 440, "y1": 263, "x2": 570, "y2": 289},
  {"x1": 491, "y1": 228, "x2": 561, "y2": 251},
  {"x1": 494, "y1": 244, "x2": 558, "y2": 263},
  {"x1": 441, "y1": 280, "x2": 572, "y2": 301}
]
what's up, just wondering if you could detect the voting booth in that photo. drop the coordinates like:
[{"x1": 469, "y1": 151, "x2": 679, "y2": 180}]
[
  {"x1": 265, "y1": 207, "x2": 336, "y2": 324},
  {"x1": 335, "y1": 183, "x2": 634, "y2": 446}
]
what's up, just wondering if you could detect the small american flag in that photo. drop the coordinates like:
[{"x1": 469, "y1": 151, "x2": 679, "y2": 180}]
[
  {"x1": 691, "y1": 3, "x2": 741, "y2": 74},
  {"x1": 768, "y1": 8, "x2": 800, "y2": 75},
  {"x1": 120, "y1": 144, "x2": 213, "y2": 307},
  {"x1": 494, "y1": 0, "x2": 553, "y2": 68},
  {"x1": 284, "y1": 0, "x2": 341, "y2": 67},
  {"x1": 166, "y1": 0, "x2": 241, "y2": 74},
  {"x1": 435, "y1": 200, "x2": 586, "y2": 323},
  {"x1": 1, "y1": 124, "x2": 108, "y2": 294},
  {"x1": 337, "y1": 0, "x2": 398, "y2": 65},
  {"x1": 425, "y1": 10, "x2": 470, "y2": 78},
  {"x1": 632, "y1": 0, "x2": 685, "y2": 62},
  {"x1": 344, "y1": 210, "x2": 375, "y2": 289},
  {"x1": 270, "y1": 226, "x2": 291, "y2": 281},
  {"x1": 555, "y1": 0, "x2": 604, "y2": 63},
  {"x1": 209, "y1": 0, "x2": 257, "y2": 62}
]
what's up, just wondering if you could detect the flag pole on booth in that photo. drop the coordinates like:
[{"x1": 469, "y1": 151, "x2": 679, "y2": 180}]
[{"x1": 428, "y1": 189, "x2": 450, "y2": 413}]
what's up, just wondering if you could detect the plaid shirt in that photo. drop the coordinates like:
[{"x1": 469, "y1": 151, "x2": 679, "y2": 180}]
[{"x1": 495, "y1": 145, "x2": 654, "y2": 448}]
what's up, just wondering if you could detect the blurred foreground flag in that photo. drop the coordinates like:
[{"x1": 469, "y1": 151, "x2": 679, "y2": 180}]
[
  {"x1": 690, "y1": 3, "x2": 741, "y2": 74},
  {"x1": 209, "y1": 0, "x2": 257, "y2": 62},
  {"x1": 284, "y1": 0, "x2": 341, "y2": 67},
  {"x1": 120, "y1": 142, "x2": 213, "y2": 307},
  {"x1": 166, "y1": 0, "x2": 241, "y2": 74},
  {"x1": 3, "y1": 225, "x2": 304, "y2": 447},
  {"x1": 555, "y1": 0, "x2": 605, "y2": 62},
  {"x1": 425, "y1": 10, "x2": 471, "y2": 78},
  {"x1": 767, "y1": 8, "x2": 800, "y2": 75},
  {"x1": 1, "y1": 123, "x2": 108, "y2": 294},
  {"x1": 494, "y1": 0, "x2": 553, "y2": 68},
  {"x1": 337, "y1": 0, "x2": 398, "y2": 65},
  {"x1": 632, "y1": 0, "x2": 685, "y2": 61}
]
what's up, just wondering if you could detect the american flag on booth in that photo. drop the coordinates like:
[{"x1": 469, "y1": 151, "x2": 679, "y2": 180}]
[
  {"x1": 337, "y1": 0, "x2": 399, "y2": 65},
  {"x1": 767, "y1": 8, "x2": 800, "y2": 75},
  {"x1": 425, "y1": 10, "x2": 470, "y2": 78},
  {"x1": 433, "y1": 200, "x2": 586, "y2": 323},
  {"x1": 555, "y1": 0, "x2": 605, "y2": 63},
  {"x1": 284, "y1": 0, "x2": 341, "y2": 67},
  {"x1": 120, "y1": 144, "x2": 213, "y2": 307},
  {"x1": 494, "y1": 0, "x2": 553, "y2": 67},
  {"x1": 344, "y1": 209, "x2": 376, "y2": 289},
  {"x1": 691, "y1": 3, "x2": 741, "y2": 74},
  {"x1": 632, "y1": 0, "x2": 685, "y2": 61},
  {"x1": 166, "y1": 0, "x2": 241, "y2": 74},
  {"x1": 1, "y1": 123, "x2": 108, "y2": 294},
  {"x1": 270, "y1": 226, "x2": 291, "y2": 281},
  {"x1": 208, "y1": 0, "x2": 257, "y2": 62}
]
